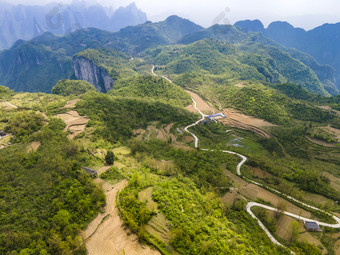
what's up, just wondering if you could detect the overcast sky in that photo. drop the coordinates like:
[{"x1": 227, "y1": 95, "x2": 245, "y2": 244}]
[{"x1": 4, "y1": 0, "x2": 340, "y2": 30}]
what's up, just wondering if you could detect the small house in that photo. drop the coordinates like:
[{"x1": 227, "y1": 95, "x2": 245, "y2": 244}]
[
  {"x1": 304, "y1": 221, "x2": 322, "y2": 232},
  {"x1": 82, "y1": 167, "x2": 98, "y2": 177}
]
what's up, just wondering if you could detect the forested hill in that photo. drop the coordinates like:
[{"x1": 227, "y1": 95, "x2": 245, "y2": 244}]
[
  {"x1": 0, "y1": 16, "x2": 202, "y2": 93},
  {"x1": 235, "y1": 19, "x2": 340, "y2": 90},
  {"x1": 178, "y1": 25, "x2": 338, "y2": 95},
  {"x1": 145, "y1": 38, "x2": 330, "y2": 95}
]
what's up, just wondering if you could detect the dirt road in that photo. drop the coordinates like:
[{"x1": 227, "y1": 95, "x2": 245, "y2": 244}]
[{"x1": 84, "y1": 179, "x2": 160, "y2": 255}]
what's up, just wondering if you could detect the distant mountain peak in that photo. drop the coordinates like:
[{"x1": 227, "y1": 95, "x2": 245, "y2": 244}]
[{"x1": 234, "y1": 19, "x2": 264, "y2": 33}]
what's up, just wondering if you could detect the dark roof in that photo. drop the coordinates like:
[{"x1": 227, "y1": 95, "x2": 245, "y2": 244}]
[
  {"x1": 305, "y1": 221, "x2": 321, "y2": 231},
  {"x1": 82, "y1": 167, "x2": 98, "y2": 176}
]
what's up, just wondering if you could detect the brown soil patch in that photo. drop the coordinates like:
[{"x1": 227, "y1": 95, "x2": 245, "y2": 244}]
[
  {"x1": 323, "y1": 125, "x2": 340, "y2": 142},
  {"x1": 64, "y1": 99, "x2": 80, "y2": 108},
  {"x1": 27, "y1": 141, "x2": 41, "y2": 153},
  {"x1": 303, "y1": 192, "x2": 335, "y2": 208},
  {"x1": 220, "y1": 108, "x2": 274, "y2": 138},
  {"x1": 185, "y1": 90, "x2": 217, "y2": 115},
  {"x1": 164, "y1": 123, "x2": 173, "y2": 133},
  {"x1": 335, "y1": 239, "x2": 340, "y2": 255},
  {"x1": 318, "y1": 106, "x2": 340, "y2": 117},
  {"x1": 156, "y1": 128, "x2": 167, "y2": 141},
  {"x1": 55, "y1": 110, "x2": 89, "y2": 139},
  {"x1": 1, "y1": 101, "x2": 18, "y2": 110},
  {"x1": 224, "y1": 170, "x2": 248, "y2": 188},
  {"x1": 306, "y1": 136, "x2": 338, "y2": 148},
  {"x1": 134, "y1": 129, "x2": 146, "y2": 136},
  {"x1": 96, "y1": 166, "x2": 112, "y2": 176},
  {"x1": 247, "y1": 166, "x2": 273, "y2": 179},
  {"x1": 170, "y1": 143, "x2": 195, "y2": 151},
  {"x1": 139, "y1": 188, "x2": 172, "y2": 249},
  {"x1": 235, "y1": 82, "x2": 246, "y2": 88},
  {"x1": 323, "y1": 172, "x2": 340, "y2": 192},
  {"x1": 243, "y1": 184, "x2": 311, "y2": 218},
  {"x1": 222, "y1": 189, "x2": 244, "y2": 206},
  {"x1": 275, "y1": 214, "x2": 302, "y2": 241},
  {"x1": 273, "y1": 214, "x2": 326, "y2": 253},
  {"x1": 183, "y1": 135, "x2": 195, "y2": 143},
  {"x1": 318, "y1": 105, "x2": 332, "y2": 111},
  {"x1": 36, "y1": 110, "x2": 48, "y2": 120},
  {"x1": 84, "y1": 179, "x2": 160, "y2": 255},
  {"x1": 299, "y1": 232, "x2": 326, "y2": 254}
]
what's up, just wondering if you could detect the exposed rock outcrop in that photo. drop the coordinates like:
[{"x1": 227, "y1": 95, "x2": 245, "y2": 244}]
[{"x1": 72, "y1": 56, "x2": 115, "y2": 93}]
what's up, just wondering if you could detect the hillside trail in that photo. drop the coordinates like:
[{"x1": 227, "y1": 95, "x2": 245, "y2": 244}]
[
  {"x1": 83, "y1": 176, "x2": 160, "y2": 255},
  {"x1": 151, "y1": 65, "x2": 340, "y2": 254}
]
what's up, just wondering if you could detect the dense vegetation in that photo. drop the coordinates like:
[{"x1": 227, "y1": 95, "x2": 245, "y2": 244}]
[
  {"x1": 76, "y1": 92, "x2": 196, "y2": 142},
  {"x1": 1, "y1": 14, "x2": 340, "y2": 255},
  {"x1": 52, "y1": 79, "x2": 96, "y2": 96},
  {"x1": 203, "y1": 83, "x2": 333, "y2": 124},
  {"x1": 117, "y1": 166, "x2": 289, "y2": 255},
  {"x1": 108, "y1": 75, "x2": 191, "y2": 107},
  {"x1": 0, "y1": 115, "x2": 105, "y2": 254},
  {"x1": 145, "y1": 38, "x2": 329, "y2": 95}
]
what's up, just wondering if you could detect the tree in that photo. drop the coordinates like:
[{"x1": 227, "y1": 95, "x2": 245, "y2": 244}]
[
  {"x1": 105, "y1": 151, "x2": 115, "y2": 165},
  {"x1": 274, "y1": 201, "x2": 287, "y2": 220},
  {"x1": 289, "y1": 221, "x2": 300, "y2": 244}
]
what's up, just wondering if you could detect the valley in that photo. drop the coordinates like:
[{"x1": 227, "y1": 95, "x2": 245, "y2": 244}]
[{"x1": 1, "y1": 8, "x2": 340, "y2": 255}]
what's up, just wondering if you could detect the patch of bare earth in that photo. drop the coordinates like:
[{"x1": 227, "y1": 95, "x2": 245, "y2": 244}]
[
  {"x1": 318, "y1": 106, "x2": 340, "y2": 117},
  {"x1": 306, "y1": 136, "x2": 338, "y2": 148},
  {"x1": 247, "y1": 166, "x2": 273, "y2": 179},
  {"x1": 222, "y1": 188, "x2": 244, "y2": 206},
  {"x1": 185, "y1": 90, "x2": 217, "y2": 115},
  {"x1": 27, "y1": 141, "x2": 41, "y2": 153},
  {"x1": 55, "y1": 110, "x2": 89, "y2": 139},
  {"x1": 323, "y1": 125, "x2": 340, "y2": 142},
  {"x1": 234, "y1": 82, "x2": 246, "y2": 88},
  {"x1": 243, "y1": 184, "x2": 311, "y2": 218},
  {"x1": 272, "y1": 214, "x2": 327, "y2": 253},
  {"x1": 139, "y1": 187, "x2": 174, "y2": 252},
  {"x1": 183, "y1": 136, "x2": 195, "y2": 143},
  {"x1": 0, "y1": 101, "x2": 18, "y2": 110},
  {"x1": 84, "y1": 179, "x2": 160, "y2": 255},
  {"x1": 64, "y1": 99, "x2": 81, "y2": 109},
  {"x1": 220, "y1": 108, "x2": 275, "y2": 138}
]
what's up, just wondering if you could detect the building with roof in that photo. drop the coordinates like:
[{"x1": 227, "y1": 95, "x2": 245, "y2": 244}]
[
  {"x1": 82, "y1": 167, "x2": 98, "y2": 177},
  {"x1": 304, "y1": 221, "x2": 322, "y2": 232}
]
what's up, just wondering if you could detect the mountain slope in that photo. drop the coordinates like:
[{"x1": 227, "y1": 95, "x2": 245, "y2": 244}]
[
  {"x1": 147, "y1": 38, "x2": 329, "y2": 95},
  {"x1": 178, "y1": 24, "x2": 336, "y2": 95},
  {"x1": 108, "y1": 75, "x2": 192, "y2": 107},
  {"x1": 0, "y1": 16, "x2": 203, "y2": 92},
  {"x1": 115, "y1": 15, "x2": 203, "y2": 54},
  {"x1": 235, "y1": 19, "x2": 340, "y2": 90}
]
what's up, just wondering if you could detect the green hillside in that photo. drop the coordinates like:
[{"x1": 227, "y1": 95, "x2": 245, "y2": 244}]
[
  {"x1": 108, "y1": 75, "x2": 191, "y2": 107},
  {"x1": 179, "y1": 25, "x2": 337, "y2": 95},
  {"x1": 145, "y1": 38, "x2": 329, "y2": 95},
  {"x1": 52, "y1": 79, "x2": 96, "y2": 96}
]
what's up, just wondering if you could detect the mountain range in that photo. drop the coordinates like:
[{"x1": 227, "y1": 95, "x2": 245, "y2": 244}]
[
  {"x1": 0, "y1": 10, "x2": 340, "y2": 96},
  {"x1": 0, "y1": 1, "x2": 147, "y2": 50}
]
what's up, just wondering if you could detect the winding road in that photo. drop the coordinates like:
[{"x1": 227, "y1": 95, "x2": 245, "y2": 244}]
[{"x1": 151, "y1": 66, "x2": 340, "y2": 253}]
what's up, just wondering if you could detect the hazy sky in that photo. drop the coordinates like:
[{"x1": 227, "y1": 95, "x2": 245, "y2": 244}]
[{"x1": 4, "y1": 0, "x2": 340, "y2": 30}]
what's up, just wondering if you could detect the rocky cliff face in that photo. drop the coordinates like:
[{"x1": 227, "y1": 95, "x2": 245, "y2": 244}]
[{"x1": 72, "y1": 57, "x2": 115, "y2": 93}]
